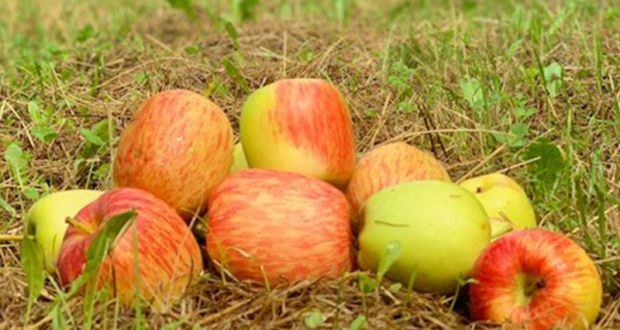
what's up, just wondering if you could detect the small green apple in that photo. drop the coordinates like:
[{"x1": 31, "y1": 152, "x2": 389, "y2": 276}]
[
  {"x1": 459, "y1": 173, "x2": 536, "y2": 238},
  {"x1": 230, "y1": 142, "x2": 249, "y2": 174},
  {"x1": 358, "y1": 180, "x2": 491, "y2": 294},
  {"x1": 25, "y1": 190, "x2": 105, "y2": 274}
]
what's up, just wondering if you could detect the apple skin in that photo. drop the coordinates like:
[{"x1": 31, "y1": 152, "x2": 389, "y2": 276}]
[
  {"x1": 469, "y1": 229, "x2": 602, "y2": 330},
  {"x1": 346, "y1": 142, "x2": 451, "y2": 218},
  {"x1": 206, "y1": 168, "x2": 353, "y2": 285},
  {"x1": 230, "y1": 142, "x2": 249, "y2": 174},
  {"x1": 25, "y1": 190, "x2": 105, "y2": 274},
  {"x1": 56, "y1": 188, "x2": 203, "y2": 308},
  {"x1": 114, "y1": 89, "x2": 233, "y2": 221},
  {"x1": 460, "y1": 173, "x2": 536, "y2": 238},
  {"x1": 240, "y1": 79, "x2": 356, "y2": 189},
  {"x1": 358, "y1": 181, "x2": 490, "y2": 294}
]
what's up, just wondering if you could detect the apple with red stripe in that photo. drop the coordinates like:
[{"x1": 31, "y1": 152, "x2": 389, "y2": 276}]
[
  {"x1": 206, "y1": 169, "x2": 353, "y2": 285},
  {"x1": 114, "y1": 89, "x2": 233, "y2": 221},
  {"x1": 346, "y1": 142, "x2": 451, "y2": 219},
  {"x1": 57, "y1": 188, "x2": 203, "y2": 309},
  {"x1": 240, "y1": 79, "x2": 356, "y2": 189},
  {"x1": 470, "y1": 229, "x2": 602, "y2": 330}
]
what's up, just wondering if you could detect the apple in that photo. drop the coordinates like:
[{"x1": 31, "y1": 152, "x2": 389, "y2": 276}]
[
  {"x1": 114, "y1": 89, "x2": 233, "y2": 221},
  {"x1": 358, "y1": 180, "x2": 490, "y2": 294},
  {"x1": 24, "y1": 190, "x2": 104, "y2": 274},
  {"x1": 240, "y1": 79, "x2": 356, "y2": 189},
  {"x1": 57, "y1": 188, "x2": 203, "y2": 309},
  {"x1": 206, "y1": 168, "x2": 353, "y2": 285},
  {"x1": 346, "y1": 142, "x2": 451, "y2": 219},
  {"x1": 460, "y1": 173, "x2": 536, "y2": 238},
  {"x1": 469, "y1": 229, "x2": 602, "y2": 330},
  {"x1": 230, "y1": 142, "x2": 249, "y2": 174}
]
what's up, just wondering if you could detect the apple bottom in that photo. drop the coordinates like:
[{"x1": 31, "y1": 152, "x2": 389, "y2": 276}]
[{"x1": 470, "y1": 230, "x2": 602, "y2": 330}]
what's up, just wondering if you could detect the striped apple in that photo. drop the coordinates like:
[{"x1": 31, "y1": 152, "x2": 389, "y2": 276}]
[
  {"x1": 240, "y1": 79, "x2": 356, "y2": 189},
  {"x1": 206, "y1": 169, "x2": 353, "y2": 285},
  {"x1": 114, "y1": 89, "x2": 233, "y2": 221},
  {"x1": 346, "y1": 142, "x2": 451, "y2": 218},
  {"x1": 57, "y1": 188, "x2": 203, "y2": 309},
  {"x1": 470, "y1": 229, "x2": 602, "y2": 330}
]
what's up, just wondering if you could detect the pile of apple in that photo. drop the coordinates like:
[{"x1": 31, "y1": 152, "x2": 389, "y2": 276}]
[{"x1": 21, "y1": 79, "x2": 601, "y2": 329}]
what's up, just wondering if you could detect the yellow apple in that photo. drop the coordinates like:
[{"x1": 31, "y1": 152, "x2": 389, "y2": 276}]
[
  {"x1": 460, "y1": 173, "x2": 536, "y2": 238},
  {"x1": 358, "y1": 181, "x2": 491, "y2": 294},
  {"x1": 230, "y1": 142, "x2": 249, "y2": 174},
  {"x1": 25, "y1": 190, "x2": 105, "y2": 274}
]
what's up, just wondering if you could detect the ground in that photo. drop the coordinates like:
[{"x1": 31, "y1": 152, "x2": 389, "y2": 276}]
[{"x1": 1, "y1": 0, "x2": 619, "y2": 329}]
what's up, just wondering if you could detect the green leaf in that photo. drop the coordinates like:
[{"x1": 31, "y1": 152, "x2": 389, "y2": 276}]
[
  {"x1": 51, "y1": 304, "x2": 68, "y2": 330},
  {"x1": 0, "y1": 195, "x2": 17, "y2": 216},
  {"x1": 460, "y1": 78, "x2": 484, "y2": 110},
  {"x1": 133, "y1": 72, "x2": 148, "y2": 84},
  {"x1": 377, "y1": 241, "x2": 402, "y2": 283},
  {"x1": 358, "y1": 273, "x2": 377, "y2": 293},
  {"x1": 232, "y1": 0, "x2": 259, "y2": 23},
  {"x1": 223, "y1": 57, "x2": 250, "y2": 93},
  {"x1": 30, "y1": 127, "x2": 59, "y2": 143},
  {"x1": 5, "y1": 143, "x2": 29, "y2": 184},
  {"x1": 28, "y1": 101, "x2": 44, "y2": 126},
  {"x1": 522, "y1": 138, "x2": 565, "y2": 189},
  {"x1": 388, "y1": 282, "x2": 402, "y2": 293},
  {"x1": 515, "y1": 107, "x2": 537, "y2": 119},
  {"x1": 184, "y1": 45, "x2": 200, "y2": 55},
  {"x1": 304, "y1": 311, "x2": 325, "y2": 329},
  {"x1": 492, "y1": 123, "x2": 529, "y2": 147},
  {"x1": 24, "y1": 187, "x2": 40, "y2": 201},
  {"x1": 162, "y1": 319, "x2": 186, "y2": 330},
  {"x1": 94, "y1": 163, "x2": 110, "y2": 181},
  {"x1": 224, "y1": 21, "x2": 240, "y2": 49},
  {"x1": 543, "y1": 62, "x2": 563, "y2": 98},
  {"x1": 80, "y1": 128, "x2": 105, "y2": 146},
  {"x1": 77, "y1": 24, "x2": 96, "y2": 43},
  {"x1": 67, "y1": 210, "x2": 138, "y2": 297},
  {"x1": 335, "y1": 0, "x2": 349, "y2": 26},
  {"x1": 21, "y1": 236, "x2": 45, "y2": 323},
  {"x1": 166, "y1": 0, "x2": 196, "y2": 19},
  {"x1": 349, "y1": 316, "x2": 366, "y2": 330}
]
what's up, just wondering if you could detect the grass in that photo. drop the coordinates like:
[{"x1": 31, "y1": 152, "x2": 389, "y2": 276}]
[{"x1": 1, "y1": 0, "x2": 619, "y2": 328}]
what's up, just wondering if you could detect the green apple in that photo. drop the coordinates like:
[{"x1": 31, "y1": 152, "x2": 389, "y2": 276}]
[
  {"x1": 358, "y1": 180, "x2": 491, "y2": 294},
  {"x1": 230, "y1": 142, "x2": 249, "y2": 174},
  {"x1": 25, "y1": 190, "x2": 105, "y2": 274},
  {"x1": 459, "y1": 173, "x2": 536, "y2": 238}
]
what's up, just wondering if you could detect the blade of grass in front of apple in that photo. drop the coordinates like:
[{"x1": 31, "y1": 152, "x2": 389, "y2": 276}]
[
  {"x1": 377, "y1": 241, "x2": 402, "y2": 284},
  {"x1": 79, "y1": 210, "x2": 137, "y2": 330},
  {"x1": 21, "y1": 235, "x2": 45, "y2": 325},
  {"x1": 67, "y1": 210, "x2": 137, "y2": 298}
]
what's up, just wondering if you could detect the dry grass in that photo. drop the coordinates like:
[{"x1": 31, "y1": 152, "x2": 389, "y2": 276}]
[{"x1": 1, "y1": 0, "x2": 620, "y2": 328}]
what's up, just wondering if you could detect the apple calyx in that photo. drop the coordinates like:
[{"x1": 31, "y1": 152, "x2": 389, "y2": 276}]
[
  {"x1": 65, "y1": 217, "x2": 95, "y2": 235},
  {"x1": 517, "y1": 274, "x2": 547, "y2": 306}
]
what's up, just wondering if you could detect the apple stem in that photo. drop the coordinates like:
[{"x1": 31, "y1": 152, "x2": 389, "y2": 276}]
[
  {"x1": 0, "y1": 234, "x2": 26, "y2": 241},
  {"x1": 65, "y1": 217, "x2": 95, "y2": 235}
]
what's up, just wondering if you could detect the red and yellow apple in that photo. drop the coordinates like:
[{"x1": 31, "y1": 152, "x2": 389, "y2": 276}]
[
  {"x1": 470, "y1": 229, "x2": 602, "y2": 330},
  {"x1": 240, "y1": 79, "x2": 356, "y2": 189},
  {"x1": 206, "y1": 168, "x2": 353, "y2": 285},
  {"x1": 460, "y1": 173, "x2": 536, "y2": 238},
  {"x1": 114, "y1": 89, "x2": 233, "y2": 220},
  {"x1": 358, "y1": 181, "x2": 490, "y2": 294},
  {"x1": 57, "y1": 188, "x2": 203, "y2": 309},
  {"x1": 346, "y1": 142, "x2": 451, "y2": 218}
]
